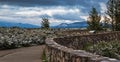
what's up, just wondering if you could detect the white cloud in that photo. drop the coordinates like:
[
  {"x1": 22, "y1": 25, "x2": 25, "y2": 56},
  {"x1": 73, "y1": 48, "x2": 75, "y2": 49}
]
[
  {"x1": 0, "y1": 0, "x2": 109, "y2": 27},
  {"x1": 49, "y1": 18, "x2": 80, "y2": 26},
  {"x1": 99, "y1": 2, "x2": 107, "y2": 14},
  {"x1": 80, "y1": 16, "x2": 89, "y2": 21},
  {"x1": 15, "y1": 6, "x2": 80, "y2": 17},
  {"x1": 16, "y1": 11, "x2": 41, "y2": 17},
  {"x1": 1, "y1": 4, "x2": 10, "y2": 9},
  {"x1": 0, "y1": 5, "x2": 86, "y2": 26}
]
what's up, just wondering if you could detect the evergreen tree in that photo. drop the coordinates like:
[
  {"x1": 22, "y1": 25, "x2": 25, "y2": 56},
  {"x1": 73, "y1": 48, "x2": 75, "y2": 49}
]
[
  {"x1": 87, "y1": 7, "x2": 102, "y2": 31},
  {"x1": 107, "y1": 0, "x2": 120, "y2": 31},
  {"x1": 103, "y1": 16, "x2": 110, "y2": 30},
  {"x1": 41, "y1": 17, "x2": 50, "y2": 29}
]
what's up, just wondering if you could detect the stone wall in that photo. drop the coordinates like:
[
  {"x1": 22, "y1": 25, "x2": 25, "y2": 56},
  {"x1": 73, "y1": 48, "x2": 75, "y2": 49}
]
[
  {"x1": 54, "y1": 31, "x2": 120, "y2": 49},
  {"x1": 55, "y1": 30, "x2": 90, "y2": 37},
  {"x1": 45, "y1": 32, "x2": 120, "y2": 62}
]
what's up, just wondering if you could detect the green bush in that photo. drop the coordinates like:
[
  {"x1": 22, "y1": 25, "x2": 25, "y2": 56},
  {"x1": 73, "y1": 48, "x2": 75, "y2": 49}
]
[
  {"x1": 85, "y1": 41, "x2": 120, "y2": 60},
  {"x1": 21, "y1": 41, "x2": 31, "y2": 47},
  {"x1": 0, "y1": 35, "x2": 46, "y2": 50},
  {"x1": 0, "y1": 39, "x2": 19, "y2": 49}
]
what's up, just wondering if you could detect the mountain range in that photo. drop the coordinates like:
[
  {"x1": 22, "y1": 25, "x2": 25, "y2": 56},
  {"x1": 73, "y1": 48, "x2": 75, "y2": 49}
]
[
  {"x1": 0, "y1": 21, "x2": 88, "y2": 28},
  {"x1": 52, "y1": 21, "x2": 87, "y2": 28},
  {"x1": 0, "y1": 21, "x2": 40, "y2": 28}
]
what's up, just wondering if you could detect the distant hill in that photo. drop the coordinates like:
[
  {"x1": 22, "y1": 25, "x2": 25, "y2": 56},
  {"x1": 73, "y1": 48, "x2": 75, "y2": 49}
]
[
  {"x1": 52, "y1": 21, "x2": 88, "y2": 28},
  {"x1": 0, "y1": 21, "x2": 40, "y2": 28},
  {"x1": 0, "y1": 21, "x2": 88, "y2": 28}
]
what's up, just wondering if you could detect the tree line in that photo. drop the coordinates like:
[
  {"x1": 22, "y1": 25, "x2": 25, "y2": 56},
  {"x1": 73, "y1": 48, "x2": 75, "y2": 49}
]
[{"x1": 87, "y1": 0, "x2": 120, "y2": 31}]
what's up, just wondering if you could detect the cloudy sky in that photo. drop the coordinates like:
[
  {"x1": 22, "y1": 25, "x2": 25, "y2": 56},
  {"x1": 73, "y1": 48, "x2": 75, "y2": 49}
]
[{"x1": 0, "y1": 0, "x2": 108, "y2": 26}]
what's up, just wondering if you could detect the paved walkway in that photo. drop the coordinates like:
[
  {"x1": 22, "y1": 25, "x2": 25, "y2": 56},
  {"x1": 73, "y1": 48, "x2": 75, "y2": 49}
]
[{"x1": 0, "y1": 45, "x2": 45, "y2": 62}]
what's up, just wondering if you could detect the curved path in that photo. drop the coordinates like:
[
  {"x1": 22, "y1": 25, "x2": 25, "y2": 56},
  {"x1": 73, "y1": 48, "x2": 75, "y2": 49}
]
[{"x1": 0, "y1": 45, "x2": 45, "y2": 62}]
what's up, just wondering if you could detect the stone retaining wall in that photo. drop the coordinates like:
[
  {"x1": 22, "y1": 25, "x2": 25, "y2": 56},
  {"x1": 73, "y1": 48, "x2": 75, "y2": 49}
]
[
  {"x1": 54, "y1": 31, "x2": 120, "y2": 49},
  {"x1": 56, "y1": 30, "x2": 90, "y2": 37},
  {"x1": 45, "y1": 32, "x2": 120, "y2": 62}
]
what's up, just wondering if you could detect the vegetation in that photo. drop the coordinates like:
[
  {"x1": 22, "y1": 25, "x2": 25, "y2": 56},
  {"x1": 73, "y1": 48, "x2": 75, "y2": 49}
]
[
  {"x1": 87, "y1": 7, "x2": 103, "y2": 31},
  {"x1": 107, "y1": 0, "x2": 120, "y2": 31},
  {"x1": 0, "y1": 28, "x2": 47, "y2": 50},
  {"x1": 87, "y1": 0, "x2": 120, "y2": 31},
  {"x1": 42, "y1": 49, "x2": 47, "y2": 62},
  {"x1": 102, "y1": 16, "x2": 111, "y2": 30},
  {"x1": 41, "y1": 17, "x2": 50, "y2": 29},
  {"x1": 83, "y1": 41, "x2": 120, "y2": 60},
  {"x1": 0, "y1": 36, "x2": 46, "y2": 50}
]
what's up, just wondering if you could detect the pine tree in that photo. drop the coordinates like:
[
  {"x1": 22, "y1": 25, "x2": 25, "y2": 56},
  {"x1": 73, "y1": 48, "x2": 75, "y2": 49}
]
[
  {"x1": 107, "y1": 0, "x2": 120, "y2": 31},
  {"x1": 87, "y1": 7, "x2": 102, "y2": 31},
  {"x1": 103, "y1": 16, "x2": 110, "y2": 30},
  {"x1": 41, "y1": 17, "x2": 50, "y2": 29}
]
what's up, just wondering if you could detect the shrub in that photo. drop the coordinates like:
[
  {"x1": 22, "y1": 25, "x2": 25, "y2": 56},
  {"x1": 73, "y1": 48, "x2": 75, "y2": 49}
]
[
  {"x1": 21, "y1": 41, "x2": 31, "y2": 47},
  {"x1": 0, "y1": 35, "x2": 46, "y2": 50},
  {"x1": 0, "y1": 39, "x2": 19, "y2": 49},
  {"x1": 85, "y1": 41, "x2": 120, "y2": 60},
  {"x1": 0, "y1": 28, "x2": 48, "y2": 50},
  {"x1": 37, "y1": 36, "x2": 46, "y2": 45}
]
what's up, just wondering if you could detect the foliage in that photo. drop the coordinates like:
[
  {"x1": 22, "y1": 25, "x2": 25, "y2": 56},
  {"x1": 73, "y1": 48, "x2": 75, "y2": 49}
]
[
  {"x1": 20, "y1": 41, "x2": 31, "y2": 47},
  {"x1": 35, "y1": 36, "x2": 46, "y2": 45},
  {"x1": 107, "y1": 0, "x2": 120, "y2": 31},
  {"x1": 87, "y1": 7, "x2": 103, "y2": 31},
  {"x1": 41, "y1": 17, "x2": 50, "y2": 29},
  {"x1": 0, "y1": 35, "x2": 46, "y2": 50},
  {"x1": 102, "y1": 16, "x2": 111, "y2": 30},
  {"x1": 85, "y1": 41, "x2": 120, "y2": 60},
  {"x1": 0, "y1": 27, "x2": 57, "y2": 50},
  {"x1": 42, "y1": 49, "x2": 47, "y2": 62}
]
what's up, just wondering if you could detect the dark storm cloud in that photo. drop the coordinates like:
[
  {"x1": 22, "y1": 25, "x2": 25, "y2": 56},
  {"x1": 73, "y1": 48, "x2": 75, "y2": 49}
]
[
  {"x1": 0, "y1": 0, "x2": 108, "y2": 7},
  {"x1": 53, "y1": 13, "x2": 81, "y2": 21},
  {"x1": 0, "y1": 0, "x2": 108, "y2": 26},
  {"x1": 0, "y1": 0, "x2": 108, "y2": 14},
  {"x1": 0, "y1": 0, "x2": 77, "y2": 6}
]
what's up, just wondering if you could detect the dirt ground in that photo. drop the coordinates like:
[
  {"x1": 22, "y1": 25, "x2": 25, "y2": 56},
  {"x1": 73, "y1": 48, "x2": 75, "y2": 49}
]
[{"x1": 0, "y1": 45, "x2": 45, "y2": 62}]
